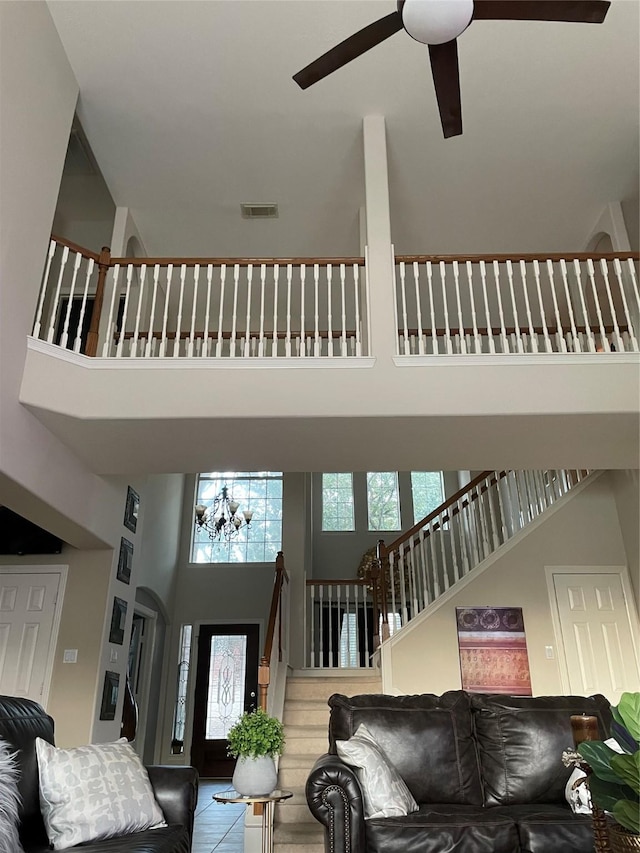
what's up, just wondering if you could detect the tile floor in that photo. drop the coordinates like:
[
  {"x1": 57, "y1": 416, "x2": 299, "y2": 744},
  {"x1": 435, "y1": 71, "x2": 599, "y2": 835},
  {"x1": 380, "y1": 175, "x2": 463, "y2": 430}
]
[{"x1": 192, "y1": 780, "x2": 245, "y2": 853}]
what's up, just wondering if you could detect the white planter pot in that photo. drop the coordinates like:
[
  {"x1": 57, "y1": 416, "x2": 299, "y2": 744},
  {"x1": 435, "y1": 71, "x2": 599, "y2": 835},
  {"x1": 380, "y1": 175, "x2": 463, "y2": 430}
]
[{"x1": 232, "y1": 755, "x2": 277, "y2": 797}]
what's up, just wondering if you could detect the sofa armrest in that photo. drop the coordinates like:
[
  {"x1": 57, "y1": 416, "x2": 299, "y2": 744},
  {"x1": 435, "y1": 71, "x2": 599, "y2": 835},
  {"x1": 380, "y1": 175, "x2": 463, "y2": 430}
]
[
  {"x1": 305, "y1": 754, "x2": 366, "y2": 853},
  {"x1": 147, "y1": 765, "x2": 199, "y2": 842}
]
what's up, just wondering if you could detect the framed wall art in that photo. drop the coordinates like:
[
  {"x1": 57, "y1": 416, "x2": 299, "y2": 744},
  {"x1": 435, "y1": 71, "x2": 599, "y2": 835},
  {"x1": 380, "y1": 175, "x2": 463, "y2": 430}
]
[
  {"x1": 123, "y1": 486, "x2": 140, "y2": 533},
  {"x1": 109, "y1": 596, "x2": 128, "y2": 645},
  {"x1": 117, "y1": 537, "x2": 133, "y2": 584},
  {"x1": 456, "y1": 606, "x2": 532, "y2": 695},
  {"x1": 99, "y1": 670, "x2": 120, "y2": 721}
]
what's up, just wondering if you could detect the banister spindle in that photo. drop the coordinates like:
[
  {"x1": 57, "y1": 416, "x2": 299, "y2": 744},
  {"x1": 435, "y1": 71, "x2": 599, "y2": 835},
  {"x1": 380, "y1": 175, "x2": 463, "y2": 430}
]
[
  {"x1": 102, "y1": 264, "x2": 121, "y2": 357},
  {"x1": 478, "y1": 260, "x2": 495, "y2": 354},
  {"x1": 173, "y1": 264, "x2": 187, "y2": 358},
  {"x1": 505, "y1": 260, "x2": 523, "y2": 353},
  {"x1": 399, "y1": 261, "x2": 410, "y2": 355},
  {"x1": 159, "y1": 264, "x2": 173, "y2": 358},
  {"x1": 188, "y1": 263, "x2": 200, "y2": 358},
  {"x1": 440, "y1": 261, "x2": 452, "y2": 354},
  {"x1": 532, "y1": 260, "x2": 552, "y2": 353},
  {"x1": 202, "y1": 264, "x2": 213, "y2": 357},
  {"x1": 34, "y1": 240, "x2": 57, "y2": 339},
  {"x1": 59, "y1": 251, "x2": 82, "y2": 349},
  {"x1": 573, "y1": 260, "x2": 595, "y2": 352},
  {"x1": 145, "y1": 264, "x2": 161, "y2": 358},
  {"x1": 612, "y1": 259, "x2": 637, "y2": 352},
  {"x1": 353, "y1": 263, "x2": 362, "y2": 356},
  {"x1": 585, "y1": 259, "x2": 609, "y2": 352},
  {"x1": 300, "y1": 264, "x2": 307, "y2": 357},
  {"x1": 426, "y1": 261, "x2": 438, "y2": 354},
  {"x1": 272, "y1": 263, "x2": 280, "y2": 357},
  {"x1": 559, "y1": 259, "x2": 580, "y2": 353},
  {"x1": 493, "y1": 261, "x2": 509, "y2": 353},
  {"x1": 518, "y1": 261, "x2": 537, "y2": 353},
  {"x1": 244, "y1": 263, "x2": 254, "y2": 357},
  {"x1": 599, "y1": 259, "x2": 624, "y2": 352},
  {"x1": 545, "y1": 260, "x2": 567, "y2": 353},
  {"x1": 453, "y1": 261, "x2": 466, "y2": 354},
  {"x1": 46, "y1": 244, "x2": 70, "y2": 344}
]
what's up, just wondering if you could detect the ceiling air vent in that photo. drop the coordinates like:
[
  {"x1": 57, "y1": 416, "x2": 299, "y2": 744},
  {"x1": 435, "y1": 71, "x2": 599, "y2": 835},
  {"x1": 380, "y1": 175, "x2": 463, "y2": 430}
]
[{"x1": 240, "y1": 203, "x2": 279, "y2": 220}]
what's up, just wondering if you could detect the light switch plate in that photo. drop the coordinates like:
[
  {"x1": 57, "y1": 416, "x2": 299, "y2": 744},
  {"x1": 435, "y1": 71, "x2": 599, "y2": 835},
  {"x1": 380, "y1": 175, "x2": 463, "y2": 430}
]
[
  {"x1": 63, "y1": 649, "x2": 78, "y2": 664},
  {"x1": 545, "y1": 645, "x2": 555, "y2": 659}
]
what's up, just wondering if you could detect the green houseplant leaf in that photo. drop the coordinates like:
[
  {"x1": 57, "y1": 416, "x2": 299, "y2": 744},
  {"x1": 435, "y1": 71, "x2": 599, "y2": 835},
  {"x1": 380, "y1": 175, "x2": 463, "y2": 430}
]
[
  {"x1": 612, "y1": 797, "x2": 640, "y2": 834},
  {"x1": 589, "y1": 775, "x2": 637, "y2": 813},
  {"x1": 578, "y1": 741, "x2": 628, "y2": 783},
  {"x1": 618, "y1": 693, "x2": 640, "y2": 743},
  {"x1": 227, "y1": 708, "x2": 285, "y2": 759},
  {"x1": 611, "y1": 752, "x2": 640, "y2": 793}
]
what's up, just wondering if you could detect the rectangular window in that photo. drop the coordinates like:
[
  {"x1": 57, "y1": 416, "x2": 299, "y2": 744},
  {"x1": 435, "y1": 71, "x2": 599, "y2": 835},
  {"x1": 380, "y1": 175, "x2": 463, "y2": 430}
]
[
  {"x1": 191, "y1": 472, "x2": 283, "y2": 563},
  {"x1": 366, "y1": 472, "x2": 401, "y2": 531},
  {"x1": 411, "y1": 472, "x2": 445, "y2": 524},
  {"x1": 322, "y1": 473, "x2": 355, "y2": 531}
]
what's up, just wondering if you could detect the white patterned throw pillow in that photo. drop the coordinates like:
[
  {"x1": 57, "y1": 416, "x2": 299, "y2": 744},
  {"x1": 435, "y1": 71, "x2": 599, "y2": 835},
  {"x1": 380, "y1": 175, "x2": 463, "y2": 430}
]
[
  {"x1": 336, "y1": 723, "x2": 419, "y2": 819},
  {"x1": 35, "y1": 737, "x2": 166, "y2": 850},
  {"x1": 0, "y1": 736, "x2": 25, "y2": 853}
]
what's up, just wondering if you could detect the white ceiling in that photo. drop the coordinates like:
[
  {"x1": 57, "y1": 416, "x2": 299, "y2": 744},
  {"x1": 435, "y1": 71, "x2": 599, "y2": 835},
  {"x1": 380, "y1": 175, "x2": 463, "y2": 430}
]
[{"x1": 48, "y1": 0, "x2": 640, "y2": 259}]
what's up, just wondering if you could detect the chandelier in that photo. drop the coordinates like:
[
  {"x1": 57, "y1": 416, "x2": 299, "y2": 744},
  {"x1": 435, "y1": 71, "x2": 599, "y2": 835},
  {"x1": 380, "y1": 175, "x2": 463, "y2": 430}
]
[{"x1": 194, "y1": 486, "x2": 253, "y2": 542}]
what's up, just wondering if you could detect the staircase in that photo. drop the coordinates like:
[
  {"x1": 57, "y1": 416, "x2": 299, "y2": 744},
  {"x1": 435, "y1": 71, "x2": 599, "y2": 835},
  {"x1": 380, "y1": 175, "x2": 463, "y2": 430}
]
[{"x1": 273, "y1": 670, "x2": 382, "y2": 853}]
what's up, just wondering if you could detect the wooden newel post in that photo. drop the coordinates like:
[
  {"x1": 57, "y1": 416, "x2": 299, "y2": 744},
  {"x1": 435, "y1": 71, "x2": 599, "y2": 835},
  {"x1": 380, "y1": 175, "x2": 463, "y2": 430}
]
[
  {"x1": 85, "y1": 245, "x2": 111, "y2": 357},
  {"x1": 376, "y1": 539, "x2": 390, "y2": 643},
  {"x1": 258, "y1": 656, "x2": 270, "y2": 712}
]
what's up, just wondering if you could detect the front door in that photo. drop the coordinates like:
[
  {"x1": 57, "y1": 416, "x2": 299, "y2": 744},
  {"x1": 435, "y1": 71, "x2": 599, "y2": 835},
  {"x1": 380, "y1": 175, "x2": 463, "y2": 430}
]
[
  {"x1": 190, "y1": 624, "x2": 259, "y2": 778},
  {"x1": 0, "y1": 569, "x2": 63, "y2": 704},
  {"x1": 552, "y1": 569, "x2": 640, "y2": 703}
]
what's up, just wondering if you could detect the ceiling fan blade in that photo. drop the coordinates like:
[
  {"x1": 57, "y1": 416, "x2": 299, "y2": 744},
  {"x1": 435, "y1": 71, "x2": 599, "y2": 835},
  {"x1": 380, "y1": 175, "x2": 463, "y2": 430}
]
[
  {"x1": 428, "y1": 40, "x2": 463, "y2": 138},
  {"x1": 293, "y1": 11, "x2": 403, "y2": 89},
  {"x1": 472, "y1": 0, "x2": 610, "y2": 23}
]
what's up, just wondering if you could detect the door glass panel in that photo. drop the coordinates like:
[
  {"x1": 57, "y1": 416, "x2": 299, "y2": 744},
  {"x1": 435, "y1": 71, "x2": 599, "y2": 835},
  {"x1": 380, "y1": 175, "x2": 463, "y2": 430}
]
[{"x1": 205, "y1": 634, "x2": 247, "y2": 739}]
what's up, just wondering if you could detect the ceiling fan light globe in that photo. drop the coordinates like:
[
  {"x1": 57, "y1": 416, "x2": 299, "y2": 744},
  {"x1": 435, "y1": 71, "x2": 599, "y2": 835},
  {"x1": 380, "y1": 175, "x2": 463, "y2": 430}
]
[{"x1": 402, "y1": 0, "x2": 473, "y2": 45}]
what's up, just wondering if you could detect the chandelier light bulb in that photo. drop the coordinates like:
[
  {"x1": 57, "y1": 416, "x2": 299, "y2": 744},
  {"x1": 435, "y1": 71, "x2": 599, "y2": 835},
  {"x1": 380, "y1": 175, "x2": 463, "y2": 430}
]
[{"x1": 402, "y1": 0, "x2": 473, "y2": 45}]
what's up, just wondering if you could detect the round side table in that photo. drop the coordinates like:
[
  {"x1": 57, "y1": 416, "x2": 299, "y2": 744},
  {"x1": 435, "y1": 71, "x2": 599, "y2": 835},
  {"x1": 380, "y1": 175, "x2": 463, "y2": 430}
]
[{"x1": 213, "y1": 788, "x2": 293, "y2": 853}]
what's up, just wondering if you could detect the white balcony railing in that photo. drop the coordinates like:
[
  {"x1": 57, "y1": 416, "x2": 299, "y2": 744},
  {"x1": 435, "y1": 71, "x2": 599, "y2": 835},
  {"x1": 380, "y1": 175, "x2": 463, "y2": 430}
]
[
  {"x1": 33, "y1": 237, "x2": 369, "y2": 359},
  {"x1": 305, "y1": 579, "x2": 375, "y2": 668},
  {"x1": 394, "y1": 254, "x2": 640, "y2": 356}
]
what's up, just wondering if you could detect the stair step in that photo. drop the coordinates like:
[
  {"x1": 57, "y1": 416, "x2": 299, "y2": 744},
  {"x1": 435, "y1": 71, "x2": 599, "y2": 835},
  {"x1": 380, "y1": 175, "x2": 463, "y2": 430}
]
[
  {"x1": 273, "y1": 822, "x2": 325, "y2": 853},
  {"x1": 285, "y1": 674, "x2": 381, "y2": 701},
  {"x1": 283, "y1": 700, "x2": 331, "y2": 727},
  {"x1": 275, "y1": 801, "x2": 317, "y2": 823}
]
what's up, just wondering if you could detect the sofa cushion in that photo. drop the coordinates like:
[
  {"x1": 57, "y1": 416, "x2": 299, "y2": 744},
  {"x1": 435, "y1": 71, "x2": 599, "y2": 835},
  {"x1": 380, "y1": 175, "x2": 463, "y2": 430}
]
[
  {"x1": 363, "y1": 804, "x2": 519, "y2": 853},
  {"x1": 24, "y1": 824, "x2": 190, "y2": 853},
  {"x1": 471, "y1": 693, "x2": 612, "y2": 806},
  {"x1": 492, "y1": 803, "x2": 596, "y2": 853},
  {"x1": 36, "y1": 737, "x2": 166, "y2": 850},
  {"x1": 329, "y1": 691, "x2": 483, "y2": 805},
  {"x1": 336, "y1": 723, "x2": 419, "y2": 818}
]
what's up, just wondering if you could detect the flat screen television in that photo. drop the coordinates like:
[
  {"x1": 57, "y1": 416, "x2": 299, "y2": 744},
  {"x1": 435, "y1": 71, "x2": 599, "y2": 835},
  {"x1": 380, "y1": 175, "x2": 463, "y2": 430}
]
[{"x1": 0, "y1": 507, "x2": 63, "y2": 555}]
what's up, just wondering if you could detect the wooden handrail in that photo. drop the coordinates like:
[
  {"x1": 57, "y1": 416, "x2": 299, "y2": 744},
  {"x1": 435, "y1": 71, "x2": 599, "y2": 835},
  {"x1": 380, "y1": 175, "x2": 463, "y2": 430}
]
[
  {"x1": 50, "y1": 233, "x2": 101, "y2": 261},
  {"x1": 395, "y1": 251, "x2": 640, "y2": 263},
  {"x1": 109, "y1": 255, "x2": 365, "y2": 267},
  {"x1": 258, "y1": 552, "x2": 288, "y2": 713}
]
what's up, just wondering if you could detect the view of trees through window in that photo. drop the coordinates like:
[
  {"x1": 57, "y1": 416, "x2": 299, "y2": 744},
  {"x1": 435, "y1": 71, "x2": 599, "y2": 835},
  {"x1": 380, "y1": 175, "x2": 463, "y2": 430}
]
[
  {"x1": 191, "y1": 472, "x2": 283, "y2": 563},
  {"x1": 321, "y1": 471, "x2": 445, "y2": 534}
]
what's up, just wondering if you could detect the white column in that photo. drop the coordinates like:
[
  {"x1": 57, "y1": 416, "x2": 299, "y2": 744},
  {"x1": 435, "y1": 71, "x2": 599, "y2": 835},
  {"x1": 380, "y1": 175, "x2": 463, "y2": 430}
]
[{"x1": 363, "y1": 115, "x2": 396, "y2": 361}]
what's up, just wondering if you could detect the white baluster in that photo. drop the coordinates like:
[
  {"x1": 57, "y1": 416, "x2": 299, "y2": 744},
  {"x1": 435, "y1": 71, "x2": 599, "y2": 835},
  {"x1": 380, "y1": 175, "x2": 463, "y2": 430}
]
[
  {"x1": 285, "y1": 264, "x2": 292, "y2": 358},
  {"x1": 477, "y1": 261, "x2": 495, "y2": 354},
  {"x1": 46, "y1": 245, "x2": 69, "y2": 343},
  {"x1": 452, "y1": 261, "x2": 466, "y2": 354},
  {"x1": 271, "y1": 263, "x2": 280, "y2": 358},
  {"x1": 485, "y1": 476, "x2": 500, "y2": 550},
  {"x1": 530, "y1": 260, "x2": 552, "y2": 353},
  {"x1": 494, "y1": 472, "x2": 509, "y2": 542},
  {"x1": 59, "y1": 251, "x2": 82, "y2": 349},
  {"x1": 389, "y1": 552, "x2": 397, "y2": 632},
  {"x1": 243, "y1": 263, "x2": 253, "y2": 357},
  {"x1": 518, "y1": 261, "x2": 537, "y2": 353},
  {"x1": 326, "y1": 263, "x2": 334, "y2": 357},
  {"x1": 426, "y1": 261, "x2": 438, "y2": 354},
  {"x1": 300, "y1": 264, "x2": 306, "y2": 357},
  {"x1": 545, "y1": 260, "x2": 567, "y2": 353},
  {"x1": 612, "y1": 258, "x2": 637, "y2": 352},
  {"x1": 187, "y1": 264, "x2": 200, "y2": 358},
  {"x1": 229, "y1": 264, "x2": 240, "y2": 358},
  {"x1": 399, "y1": 261, "x2": 410, "y2": 355},
  {"x1": 585, "y1": 258, "x2": 609, "y2": 352},
  {"x1": 34, "y1": 240, "x2": 57, "y2": 339},
  {"x1": 418, "y1": 530, "x2": 429, "y2": 607},
  {"x1": 572, "y1": 260, "x2": 595, "y2": 352},
  {"x1": 117, "y1": 265, "x2": 134, "y2": 358},
  {"x1": 427, "y1": 526, "x2": 440, "y2": 599},
  {"x1": 313, "y1": 263, "x2": 320, "y2": 356},
  {"x1": 172, "y1": 264, "x2": 186, "y2": 358},
  {"x1": 505, "y1": 260, "x2": 523, "y2": 353},
  {"x1": 397, "y1": 549, "x2": 408, "y2": 626},
  {"x1": 145, "y1": 265, "x2": 161, "y2": 358},
  {"x1": 598, "y1": 259, "x2": 624, "y2": 352},
  {"x1": 626, "y1": 258, "x2": 640, "y2": 338},
  {"x1": 353, "y1": 263, "x2": 362, "y2": 356},
  {"x1": 411, "y1": 261, "x2": 425, "y2": 355},
  {"x1": 129, "y1": 264, "x2": 146, "y2": 358},
  {"x1": 436, "y1": 513, "x2": 449, "y2": 590},
  {"x1": 455, "y1": 498, "x2": 470, "y2": 575},
  {"x1": 102, "y1": 265, "x2": 121, "y2": 357},
  {"x1": 74, "y1": 257, "x2": 94, "y2": 354},
  {"x1": 492, "y1": 261, "x2": 509, "y2": 353},
  {"x1": 202, "y1": 265, "x2": 213, "y2": 357},
  {"x1": 439, "y1": 261, "x2": 452, "y2": 354},
  {"x1": 449, "y1": 505, "x2": 460, "y2": 583},
  {"x1": 558, "y1": 259, "x2": 581, "y2": 353},
  {"x1": 464, "y1": 261, "x2": 481, "y2": 354},
  {"x1": 158, "y1": 264, "x2": 173, "y2": 359},
  {"x1": 318, "y1": 585, "x2": 324, "y2": 668}
]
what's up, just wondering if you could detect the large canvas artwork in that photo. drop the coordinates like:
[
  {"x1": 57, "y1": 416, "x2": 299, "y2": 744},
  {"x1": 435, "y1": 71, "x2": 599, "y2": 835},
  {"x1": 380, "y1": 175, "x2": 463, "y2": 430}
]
[{"x1": 456, "y1": 606, "x2": 532, "y2": 695}]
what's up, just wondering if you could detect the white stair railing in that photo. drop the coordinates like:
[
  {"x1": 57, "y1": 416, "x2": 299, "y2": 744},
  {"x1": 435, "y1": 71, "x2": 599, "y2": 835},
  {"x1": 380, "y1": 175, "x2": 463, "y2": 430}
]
[
  {"x1": 379, "y1": 469, "x2": 591, "y2": 635},
  {"x1": 305, "y1": 579, "x2": 374, "y2": 669},
  {"x1": 394, "y1": 254, "x2": 640, "y2": 356}
]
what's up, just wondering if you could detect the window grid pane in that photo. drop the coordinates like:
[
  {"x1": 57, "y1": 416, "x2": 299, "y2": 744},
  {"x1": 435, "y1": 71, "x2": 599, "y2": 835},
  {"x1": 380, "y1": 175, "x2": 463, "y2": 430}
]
[
  {"x1": 411, "y1": 471, "x2": 445, "y2": 524},
  {"x1": 322, "y1": 473, "x2": 355, "y2": 531},
  {"x1": 191, "y1": 472, "x2": 283, "y2": 563},
  {"x1": 367, "y1": 472, "x2": 401, "y2": 531}
]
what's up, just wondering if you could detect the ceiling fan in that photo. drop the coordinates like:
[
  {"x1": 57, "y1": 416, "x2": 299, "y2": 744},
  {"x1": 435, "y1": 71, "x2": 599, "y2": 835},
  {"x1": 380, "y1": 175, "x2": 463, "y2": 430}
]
[{"x1": 293, "y1": 0, "x2": 611, "y2": 138}]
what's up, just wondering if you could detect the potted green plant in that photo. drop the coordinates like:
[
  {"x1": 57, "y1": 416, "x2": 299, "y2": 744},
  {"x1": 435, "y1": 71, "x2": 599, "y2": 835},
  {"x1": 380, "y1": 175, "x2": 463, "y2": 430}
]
[
  {"x1": 578, "y1": 692, "x2": 640, "y2": 852},
  {"x1": 227, "y1": 707, "x2": 285, "y2": 797}
]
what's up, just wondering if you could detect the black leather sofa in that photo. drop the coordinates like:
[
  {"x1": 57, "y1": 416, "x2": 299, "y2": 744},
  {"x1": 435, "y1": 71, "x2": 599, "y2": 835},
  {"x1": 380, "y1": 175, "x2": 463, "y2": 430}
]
[
  {"x1": 0, "y1": 695, "x2": 199, "y2": 853},
  {"x1": 306, "y1": 690, "x2": 612, "y2": 853}
]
